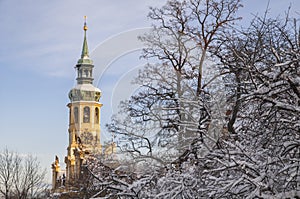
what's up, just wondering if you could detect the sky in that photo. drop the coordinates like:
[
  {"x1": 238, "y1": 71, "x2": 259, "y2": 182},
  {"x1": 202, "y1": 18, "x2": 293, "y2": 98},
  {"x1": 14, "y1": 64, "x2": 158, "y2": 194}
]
[{"x1": 0, "y1": 0, "x2": 299, "y2": 182}]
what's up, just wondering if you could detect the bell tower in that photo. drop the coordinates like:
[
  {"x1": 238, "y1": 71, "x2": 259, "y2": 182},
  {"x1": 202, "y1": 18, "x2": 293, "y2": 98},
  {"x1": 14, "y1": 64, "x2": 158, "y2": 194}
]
[{"x1": 64, "y1": 16, "x2": 102, "y2": 183}]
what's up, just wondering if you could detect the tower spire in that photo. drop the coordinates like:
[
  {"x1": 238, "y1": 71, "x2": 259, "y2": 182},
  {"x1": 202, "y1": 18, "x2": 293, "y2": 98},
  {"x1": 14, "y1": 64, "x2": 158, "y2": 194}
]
[
  {"x1": 81, "y1": 16, "x2": 89, "y2": 59},
  {"x1": 77, "y1": 16, "x2": 93, "y2": 65},
  {"x1": 75, "y1": 16, "x2": 94, "y2": 84}
]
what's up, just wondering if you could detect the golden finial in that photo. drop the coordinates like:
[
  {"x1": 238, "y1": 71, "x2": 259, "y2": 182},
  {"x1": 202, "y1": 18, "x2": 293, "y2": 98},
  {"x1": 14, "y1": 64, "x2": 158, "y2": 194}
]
[{"x1": 83, "y1": 16, "x2": 88, "y2": 31}]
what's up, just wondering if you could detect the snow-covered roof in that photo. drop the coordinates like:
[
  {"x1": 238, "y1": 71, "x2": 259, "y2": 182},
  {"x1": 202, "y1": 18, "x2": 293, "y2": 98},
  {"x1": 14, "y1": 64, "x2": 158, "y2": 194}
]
[{"x1": 73, "y1": 83, "x2": 101, "y2": 92}]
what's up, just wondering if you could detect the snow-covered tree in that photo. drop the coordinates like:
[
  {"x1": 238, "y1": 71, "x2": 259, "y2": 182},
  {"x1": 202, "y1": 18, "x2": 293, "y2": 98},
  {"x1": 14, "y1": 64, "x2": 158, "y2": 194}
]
[
  {"x1": 141, "y1": 9, "x2": 300, "y2": 199},
  {"x1": 0, "y1": 148, "x2": 47, "y2": 199},
  {"x1": 202, "y1": 11, "x2": 300, "y2": 197},
  {"x1": 76, "y1": 2, "x2": 299, "y2": 199},
  {"x1": 107, "y1": 0, "x2": 242, "y2": 170}
]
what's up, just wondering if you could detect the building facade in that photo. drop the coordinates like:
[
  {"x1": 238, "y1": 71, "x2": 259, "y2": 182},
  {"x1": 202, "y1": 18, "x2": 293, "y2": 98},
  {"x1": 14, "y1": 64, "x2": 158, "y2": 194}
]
[{"x1": 52, "y1": 17, "x2": 103, "y2": 191}]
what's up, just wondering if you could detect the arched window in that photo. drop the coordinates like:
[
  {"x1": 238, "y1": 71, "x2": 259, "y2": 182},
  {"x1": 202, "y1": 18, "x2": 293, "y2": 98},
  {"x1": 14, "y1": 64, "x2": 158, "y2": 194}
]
[
  {"x1": 95, "y1": 108, "x2": 99, "y2": 124},
  {"x1": 78, "y1": 69, "x2": 82, "y2": 77},
  {"x1": 74, "y1": 107, "x2": 79, "y2": 123},
  {"x1": 83, "y1": 106, "x2": 90, "y2": 123},
  {"x1": 84, "y1": 69, "x2": 89, "y2": 77}
]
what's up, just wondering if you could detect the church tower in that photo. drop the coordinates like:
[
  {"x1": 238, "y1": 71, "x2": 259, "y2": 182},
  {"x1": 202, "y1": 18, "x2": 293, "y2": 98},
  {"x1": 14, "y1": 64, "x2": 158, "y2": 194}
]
[{"x1": 64, "y1": 16, "x2": 102, "y2": 184}]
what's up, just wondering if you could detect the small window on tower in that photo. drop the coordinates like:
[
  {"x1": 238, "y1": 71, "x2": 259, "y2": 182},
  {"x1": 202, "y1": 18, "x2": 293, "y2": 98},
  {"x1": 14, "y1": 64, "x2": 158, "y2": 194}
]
[
  {"x1": 74, "y1": 107, "x2": 79, "y2": 123},
  {"x1": 95, "y1": 108, "x2": 99, "y2": 124},
  {"x1": 83, "y1": 106, "x2": 90, "y2": 123}
]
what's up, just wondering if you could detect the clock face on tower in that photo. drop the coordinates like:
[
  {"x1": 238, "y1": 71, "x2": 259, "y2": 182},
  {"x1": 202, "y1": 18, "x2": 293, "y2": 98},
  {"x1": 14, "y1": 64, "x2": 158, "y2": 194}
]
[{"x1": 82, "y1": 132, "x2": 94, "y2": 145}]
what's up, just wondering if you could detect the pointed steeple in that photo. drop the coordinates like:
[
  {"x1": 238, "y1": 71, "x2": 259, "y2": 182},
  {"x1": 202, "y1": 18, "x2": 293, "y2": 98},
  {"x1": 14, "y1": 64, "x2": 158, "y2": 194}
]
[
  {"x1": 75, "y1": 16, "x2": 94, "y2": 84},
  {"x1": 81, "y1": 16, "x2": 89, "y2": 59},
  {"x1": 77, "y1": 16, "x2": 93, "y2": 65}
]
